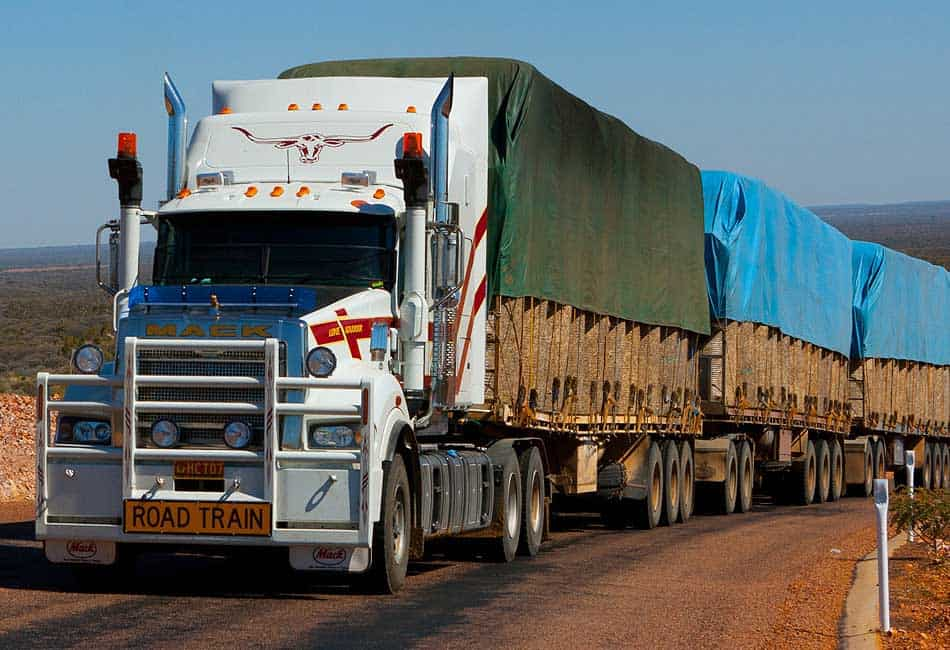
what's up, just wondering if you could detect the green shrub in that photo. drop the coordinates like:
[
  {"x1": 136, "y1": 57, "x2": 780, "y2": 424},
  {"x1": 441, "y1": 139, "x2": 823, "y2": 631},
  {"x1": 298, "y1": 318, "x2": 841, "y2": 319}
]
[{"x1": 890, "y1": 487, "x2": 950, "y2": 562}]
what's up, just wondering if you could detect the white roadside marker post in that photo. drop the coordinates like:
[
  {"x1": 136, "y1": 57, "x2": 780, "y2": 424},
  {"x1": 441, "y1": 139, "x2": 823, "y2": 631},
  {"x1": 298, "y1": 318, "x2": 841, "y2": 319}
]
[
  {"x1": 873, "y1": 478, "x2": 890, "y2": 634},
  {"x1": 905, "y1": 450, "x2": 915, "y2": 543}
]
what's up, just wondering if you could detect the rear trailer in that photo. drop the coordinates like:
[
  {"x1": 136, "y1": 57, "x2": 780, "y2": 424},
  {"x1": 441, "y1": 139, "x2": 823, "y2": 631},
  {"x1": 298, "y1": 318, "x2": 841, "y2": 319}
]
[{"x1": 849, "y1": 242, "x2": 950, "y2": 490}]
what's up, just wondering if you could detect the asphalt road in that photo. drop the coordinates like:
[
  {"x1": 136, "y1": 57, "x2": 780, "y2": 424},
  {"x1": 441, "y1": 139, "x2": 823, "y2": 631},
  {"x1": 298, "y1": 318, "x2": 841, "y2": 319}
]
[{"x1": 0, "y1": 497, "x2": 875, "y2": 649}]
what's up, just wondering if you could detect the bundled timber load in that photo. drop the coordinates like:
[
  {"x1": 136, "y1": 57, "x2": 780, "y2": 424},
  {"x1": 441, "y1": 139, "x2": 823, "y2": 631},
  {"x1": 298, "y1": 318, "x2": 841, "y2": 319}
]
[
  {"x1": 851, "y1": 242, "x2": 950, "y2": 437},
  {"x1": 699, "y1": 172, "x2": 854, "y2": 434}
]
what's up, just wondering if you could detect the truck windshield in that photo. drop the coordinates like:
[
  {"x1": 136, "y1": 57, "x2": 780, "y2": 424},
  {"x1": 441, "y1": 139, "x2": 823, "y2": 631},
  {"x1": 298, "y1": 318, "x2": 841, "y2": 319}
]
[{"x1": 153, "y1": 211, "x2": 397, "y2": 292}]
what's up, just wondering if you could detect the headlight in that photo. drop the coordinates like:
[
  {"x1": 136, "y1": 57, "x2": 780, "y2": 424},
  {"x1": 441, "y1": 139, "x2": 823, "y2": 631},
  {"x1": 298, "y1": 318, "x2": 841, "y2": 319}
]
[
  {"x1": 59, "y1": 418, "x2": 112, "y2": 444},
  {"x1": 72, "y1": 344, "x2": 104, "y2": 374},
  {"x1": 151, "y1": 419, "x2": 180, "y2": 448},
  {"x1": 223, "y1": 421, "x2": 252, "y2": 449},
  {"x1": 306, "y1": 347, "x2": 337, "y2": 378},
  {"x1": 309, "y1": 424, "x2": 359, "y2": 449}
]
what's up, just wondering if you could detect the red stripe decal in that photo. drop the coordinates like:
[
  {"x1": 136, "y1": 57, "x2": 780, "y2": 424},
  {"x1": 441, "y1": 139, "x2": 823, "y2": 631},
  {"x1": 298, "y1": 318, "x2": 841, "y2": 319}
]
[
  {"x1": 310, "y1": 316, "x2": 393, "y2": 359},
  {"x1": 454, "y1": 275, "x2": 487, "y2": 392}
]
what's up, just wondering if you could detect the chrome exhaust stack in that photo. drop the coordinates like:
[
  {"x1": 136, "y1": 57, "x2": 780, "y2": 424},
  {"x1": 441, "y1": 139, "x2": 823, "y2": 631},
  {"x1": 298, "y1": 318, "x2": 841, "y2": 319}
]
[
  {"x1": 163, "y1": 72, "x2": 187, "y2": 200},
  {"x1": 428, "y1": 76, "x2": 460, "y2": 411}
]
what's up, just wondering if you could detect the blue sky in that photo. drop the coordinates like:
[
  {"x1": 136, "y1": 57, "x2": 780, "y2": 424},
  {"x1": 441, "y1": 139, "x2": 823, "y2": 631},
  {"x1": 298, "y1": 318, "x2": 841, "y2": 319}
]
[{"x1": 0, "y1": 1, "x2": 947, "y2": 247}]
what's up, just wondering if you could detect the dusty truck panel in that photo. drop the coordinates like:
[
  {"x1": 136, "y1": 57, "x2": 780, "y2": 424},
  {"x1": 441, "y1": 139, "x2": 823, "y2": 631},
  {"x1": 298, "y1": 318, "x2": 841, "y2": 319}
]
[{"x1": 698, "y1": 172, "x2": 853, "y2": 436}]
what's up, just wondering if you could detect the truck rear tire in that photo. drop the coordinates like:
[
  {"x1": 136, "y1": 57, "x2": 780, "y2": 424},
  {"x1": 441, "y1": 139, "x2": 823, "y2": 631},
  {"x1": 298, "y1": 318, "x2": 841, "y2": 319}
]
[
  {"x1": 660, "y1": 440, "x2": 680, "y2": 526},
  {"x1": 942, "y1": 444, "x2": 950, "y2": 489},
  {"x1": 678, "y1": 441, "x2": 694, "y2": 523},
  {"x1": 736, "y1": 440, "x2": 753, "y2": 513},
  {"x1": 369, "y1": 454, "x2": 411, "y2": 594},
  {"x1": 518, "y1": 447, "x2": 544, "y2": 557},
  {"x1": 815, "y1": 439, "x2": 831, "y2": 503},
  {"x1": 829, "y1": 439, "x2": 843, "y2": 501},
  {"x1": 634, "y1": 441, "x2": 663, "y2": 529},
  {"x1": 850, "y1": 440, "x2": 873, "y2": 497},
  {"x1": 933, "y1": 443, "x2": 944, "y2": 490},
  {"x1": 874, "y1": 439, "x2": 886, "y2": 480},
  {"x1": 716, "y1": 440, "x2": 738, "y2": 515},
  {"x1": 914, "y1": 441, "x2": 933, "y2": 490},
  {"x1": 491, "y1": 450, "x2": 522, "y2": 562},
  {"x1": 795, "y1": 440, "x2": 817, "y2": 505}
]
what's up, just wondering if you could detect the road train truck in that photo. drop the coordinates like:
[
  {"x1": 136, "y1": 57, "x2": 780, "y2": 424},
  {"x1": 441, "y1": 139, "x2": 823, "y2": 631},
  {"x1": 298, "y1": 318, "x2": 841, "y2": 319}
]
[{"x1": 35, "y1": 58, "x2": 718, "y2": 592}]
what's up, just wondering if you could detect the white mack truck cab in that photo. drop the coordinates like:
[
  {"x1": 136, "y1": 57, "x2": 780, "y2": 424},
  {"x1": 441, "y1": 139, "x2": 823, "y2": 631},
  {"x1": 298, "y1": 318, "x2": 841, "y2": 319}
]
[{"x1": 36, "y1": 73, "x2": 547, "y2": 593}]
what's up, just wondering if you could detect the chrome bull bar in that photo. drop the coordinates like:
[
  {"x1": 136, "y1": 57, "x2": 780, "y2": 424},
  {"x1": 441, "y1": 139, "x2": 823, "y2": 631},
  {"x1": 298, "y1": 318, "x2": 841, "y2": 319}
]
[{"x1": 36, "y1": 337, "x2": 374, "y2": 546}]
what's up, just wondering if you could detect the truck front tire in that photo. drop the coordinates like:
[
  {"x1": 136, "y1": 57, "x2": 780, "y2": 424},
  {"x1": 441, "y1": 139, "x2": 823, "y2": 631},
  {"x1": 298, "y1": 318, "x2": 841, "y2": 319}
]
[{"x1": 369, "y1": 454, "x2": 411, "y2": 594}]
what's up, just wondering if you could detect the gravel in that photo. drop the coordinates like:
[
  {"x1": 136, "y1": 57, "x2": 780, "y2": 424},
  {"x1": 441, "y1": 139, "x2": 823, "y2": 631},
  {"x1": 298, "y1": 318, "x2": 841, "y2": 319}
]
[{"x1": 0, "y1": 393, "x2": 34, "y2": 503}]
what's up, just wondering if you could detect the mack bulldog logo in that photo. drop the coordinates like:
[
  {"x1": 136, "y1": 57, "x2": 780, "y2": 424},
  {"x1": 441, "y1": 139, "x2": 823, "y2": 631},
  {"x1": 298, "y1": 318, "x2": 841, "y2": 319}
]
[
  {"x1": 313, "y1": 547, "x2": 347, "y2": 567},
  {"x1": 232, "y1": 124, "x2": 393, "y2": 164},
  {"x1": 66, "y1": 541, "x2": 97, "y2": 559}
]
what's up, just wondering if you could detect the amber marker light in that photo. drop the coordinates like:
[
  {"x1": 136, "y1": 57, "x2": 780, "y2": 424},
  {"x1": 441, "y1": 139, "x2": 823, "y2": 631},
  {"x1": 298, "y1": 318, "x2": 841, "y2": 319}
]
[
  {"x1": 270, "y1": 186, "x2": 284, "y2": 197},
  {"x1": 245, "y1": 186, "x2": 258, "y2": 198},
  {"x1": 338, "y1": 103, "x2": 349, "y2": 111},
  {"x1": 287, "y1": 103, "x2": 299, "y2": 111},
  {"x1": 351, "y1": 199, "x2": 368, "y2": 208},
  {"x1": 218, "y1": 106, "x2": 233, "y2": 114},
  {"x1": 311, "y1": 103, "x2": 322, "y2": 111},
  {"x1": 406, "y1": 105, "x2": 416, "y2": 113},
  {"x1": 117, "y1": 132, "x2": 137, "y2": 158},
  {"x1": 177, "y1": 188, "x2": 191, "y2": 199},
  {"x1": 296, "y1": 186, "x2": 311, "y2": 198},
  {"x1": 402, "y1": 132, "x2": 424, "y2": 159},
  {"x1": 373, "y1": 189, "x2": 385, "y2": 199}
]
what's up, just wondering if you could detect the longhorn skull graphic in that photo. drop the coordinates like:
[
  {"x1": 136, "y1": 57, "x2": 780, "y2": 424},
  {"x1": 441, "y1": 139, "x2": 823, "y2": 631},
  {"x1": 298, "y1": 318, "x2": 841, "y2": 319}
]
[{"x1": 232, "y1": 123, "x2": 394, "y2": 164}]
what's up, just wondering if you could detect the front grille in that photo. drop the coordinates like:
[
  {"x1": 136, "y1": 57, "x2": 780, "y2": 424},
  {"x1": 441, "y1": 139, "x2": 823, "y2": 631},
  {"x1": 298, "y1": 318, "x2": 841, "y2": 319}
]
[{"x1": 135, "y1": 346, "x2": 285, "y2": 449}]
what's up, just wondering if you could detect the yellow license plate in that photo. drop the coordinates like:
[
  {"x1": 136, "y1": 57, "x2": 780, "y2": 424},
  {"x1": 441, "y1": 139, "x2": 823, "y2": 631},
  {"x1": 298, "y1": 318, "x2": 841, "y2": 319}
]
[
  {"x1": 123, "y1": 500, "x2": 271, "y2": 536},
  {"x1": 173, "y1": 460, "x2": 225, "y2": 479}
]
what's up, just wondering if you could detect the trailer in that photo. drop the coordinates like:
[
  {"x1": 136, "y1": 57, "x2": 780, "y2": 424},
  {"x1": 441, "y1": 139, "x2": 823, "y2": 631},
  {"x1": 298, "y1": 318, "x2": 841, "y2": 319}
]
[{"x1": 848, "y1": 241, "x2": 950, "y2": 490}]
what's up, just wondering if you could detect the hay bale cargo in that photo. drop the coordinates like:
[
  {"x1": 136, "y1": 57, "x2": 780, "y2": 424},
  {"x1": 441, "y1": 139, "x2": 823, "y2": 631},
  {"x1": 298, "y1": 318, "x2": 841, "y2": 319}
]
[
  {"x1": 698, "y1": 171, "x2": 853, "y2": 434},
  {"x1": 850, "y1": 242, "x2": 950, "y2": 437}
]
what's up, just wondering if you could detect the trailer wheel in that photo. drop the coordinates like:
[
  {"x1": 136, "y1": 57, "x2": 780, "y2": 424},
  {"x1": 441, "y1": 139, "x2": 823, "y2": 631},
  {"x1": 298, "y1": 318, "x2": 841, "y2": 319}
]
[
  {"x1": 873, "y1": 439, "x2": 887, "y2": 480},
  {"x1": 369, "y1": 454, "x2": 411, "y2": 594},
  {"x1": 853, "y1": 440, "x2": 873, "y2": 497},
  {"x1": 829, "y1": 439, "x2": 843, "y2": 501},
  {"x1": 736, "y1": 440, "x2": 753, "y2": 513},
  {"x1": 660, "y1": 440, "x2": 680, "y2": 525},
  {"x1": 794, "y1": 440, "x2": 816, "y2": 505},
  {"x1": 491, "y1": 450, "x2": 522, "y2": 562},
  {"x1": 634, "y1": 440, "x2": 663, "y2": 529},
  {"x1": 933, "y1": 443, "x2": 944, "y2": 490},
  {"x1": 815, "y1": 439, "x2": 831, "y2": 503},
  {"x1": 714, "y1": 440, "x2": 738, "y2": 515},
  {"x1": 678, "y1": 441, "x2": 694, "y2": 523},
  {"x1": 518, "y1": 447, "x2": 544, "y2": 557},
  {"x1": 942, "y1": 444, "x2": 949, "y2": 489},
  {"x1": 917, "y1": 442, "x2": 931, "y2": 490}
]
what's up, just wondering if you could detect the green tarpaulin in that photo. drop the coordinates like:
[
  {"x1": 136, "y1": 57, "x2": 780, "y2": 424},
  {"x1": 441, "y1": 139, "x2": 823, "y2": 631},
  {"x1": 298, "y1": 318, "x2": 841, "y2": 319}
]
[{"x1": 281, "y1": 58, "x2": 709, "y2": 335}]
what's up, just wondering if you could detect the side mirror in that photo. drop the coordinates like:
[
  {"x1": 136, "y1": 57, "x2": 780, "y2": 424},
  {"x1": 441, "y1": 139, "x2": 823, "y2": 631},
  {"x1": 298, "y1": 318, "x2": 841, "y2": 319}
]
[{"x1": 96, "y1": 220, "x2": 120, "y2": 295}]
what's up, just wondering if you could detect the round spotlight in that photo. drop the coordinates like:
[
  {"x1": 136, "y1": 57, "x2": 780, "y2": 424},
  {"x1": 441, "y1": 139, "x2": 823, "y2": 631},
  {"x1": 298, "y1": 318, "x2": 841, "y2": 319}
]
[
  {"x1": 151, "y1": 419, "x2": 180, "y2": 448},
  {"x1": 306, "y1": 347, "x2": 337, "y2": 378},
  {"x1": 72, "y1": 344, "x2": 104, "y2": 374},
  {"x1": 223, "y1": 421, "x2": 252, "y2": 449}
]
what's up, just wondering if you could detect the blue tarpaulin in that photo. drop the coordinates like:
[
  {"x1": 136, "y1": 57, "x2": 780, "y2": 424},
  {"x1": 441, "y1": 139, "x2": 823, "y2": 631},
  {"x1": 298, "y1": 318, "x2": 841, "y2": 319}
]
[
  {"x1": 702, "y1": 171, "x2": 853, "y2": 356},
  {"x1": 851, "y1": 242, "x2": 950, "y2": 365}
]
